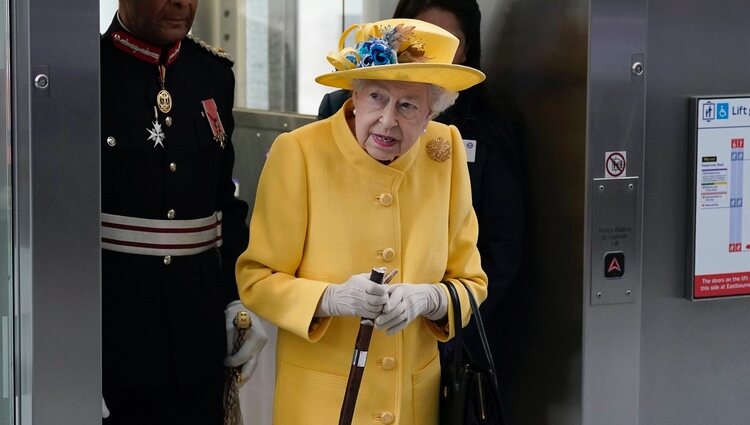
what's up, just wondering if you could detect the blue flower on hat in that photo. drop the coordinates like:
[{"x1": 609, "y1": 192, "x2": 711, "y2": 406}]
[
  {"x1": 358, "y1": 38, "x2": 396, "y2": 67},
  {"x1": 326, "y1": 23, "x2": 425, "y2": 72}
]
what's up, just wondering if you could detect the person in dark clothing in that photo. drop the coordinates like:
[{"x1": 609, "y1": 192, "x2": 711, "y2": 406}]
[
  {"x1": 317, "y1": 0, "x2": 524, "y2": 359},
  {"x1": 100, "y1": 1, "x2": 266, "y2": 423}
]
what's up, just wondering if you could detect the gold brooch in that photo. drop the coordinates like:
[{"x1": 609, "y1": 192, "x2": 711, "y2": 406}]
[{"x1": 426, "y1": 137, "x2": 451, "y2": 162}]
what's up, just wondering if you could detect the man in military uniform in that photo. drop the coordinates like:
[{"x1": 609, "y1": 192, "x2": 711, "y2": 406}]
[{"x1": 100, "y1": 1, "x2": 265, "y2": 423}]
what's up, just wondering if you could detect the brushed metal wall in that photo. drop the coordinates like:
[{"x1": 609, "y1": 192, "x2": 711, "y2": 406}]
[
  {"x1": 1, "y1": 2, "x2": 11, "y2": 424},
  {"x1": 583, "y1": 0, "x2": 647, "y2": 424},
  {"x1": 640, "y1": 0, "x2": 750, "y2": 424},
  {"x1": 13, "y1": 0, "x2": 101, "y2": 423}
]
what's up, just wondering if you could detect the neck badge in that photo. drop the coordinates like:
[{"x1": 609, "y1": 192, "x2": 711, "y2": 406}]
[{"x1": 157, "y1": 65, "x2": 172, "y2": 114}]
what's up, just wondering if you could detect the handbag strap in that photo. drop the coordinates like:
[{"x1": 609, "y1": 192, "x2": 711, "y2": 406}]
[
  {"x1": 442, "y1": 281, "x2": 464, "y2": 373},
  {"x1": 444, "y1": 281, "x2": 508, "y2": 424},
  {"x1": 460, "y1": 281, "x2": 501, "y2": 394}
]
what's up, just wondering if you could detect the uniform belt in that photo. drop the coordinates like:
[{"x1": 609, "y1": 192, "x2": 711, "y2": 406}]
[{"x1": 101, "y1": 212, "x2": 223, "y2": 256}]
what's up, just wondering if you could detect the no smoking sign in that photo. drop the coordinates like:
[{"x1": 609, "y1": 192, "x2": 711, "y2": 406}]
[{"x1": 605, "y1": 151, "x2": 627, "y2": 178}]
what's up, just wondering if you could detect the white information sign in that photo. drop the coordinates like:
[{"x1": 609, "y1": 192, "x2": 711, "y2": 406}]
[{"x1": 690, "y1": 97, "x2": 750, "y2": 299}]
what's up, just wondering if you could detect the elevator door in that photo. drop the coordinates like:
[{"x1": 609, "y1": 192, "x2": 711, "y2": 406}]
[{"x1": 1, "y1": 0, "x2": 12, "y2": 423}]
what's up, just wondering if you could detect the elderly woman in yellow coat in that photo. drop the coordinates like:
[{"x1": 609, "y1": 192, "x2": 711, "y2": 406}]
[{"x1": 236, "y1": 18, "x2": 487, "y2": 425}]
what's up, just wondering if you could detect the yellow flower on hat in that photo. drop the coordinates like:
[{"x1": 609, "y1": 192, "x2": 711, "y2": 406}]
[{"x1": 326, "y1": 47, "x2": 360, "y2": 71}]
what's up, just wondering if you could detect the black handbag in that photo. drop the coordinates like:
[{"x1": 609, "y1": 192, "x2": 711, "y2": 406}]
[{"x1": 439, "y1": 281, "x2": 507, "y2": 425}]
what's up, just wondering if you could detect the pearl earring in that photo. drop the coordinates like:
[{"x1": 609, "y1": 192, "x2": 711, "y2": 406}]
[
  {"x1": 422, "y1": 128, "x2": 427, "y2": 134},
  {"x1": 353, "y1": 108, "x2": 357, "y2": 115}
]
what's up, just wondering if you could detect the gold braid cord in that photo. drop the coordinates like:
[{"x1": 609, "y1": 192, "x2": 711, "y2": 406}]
[{"x1": 224, "y1": 311, "x2": 251, "y2": 425}]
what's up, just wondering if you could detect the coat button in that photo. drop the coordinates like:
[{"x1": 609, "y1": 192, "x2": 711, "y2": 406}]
[
  {"x1": 167, "y1": 209, "x2": 176, "y2": 219},
  {"x1": 106, "y1": 136, "x2": 116, "y2": 146},
  {"x1": 381, "y1": 412, "x2": 395, "y2": 424},
  {"x1": 377, "y1": 193, "x2": 393, "y2": 206},
  {"x1": 169, "y1": 162, "x2": 177, "y2": 172},
  {"x1": 163, "y1": 255, "x2": 172, "y2": 265},
  {"x1": 381, "y1": 248, "x2": 395, "y2": 262},
  {"x1": 381, "y1": 356, "x2": 396, "y2": 370}
]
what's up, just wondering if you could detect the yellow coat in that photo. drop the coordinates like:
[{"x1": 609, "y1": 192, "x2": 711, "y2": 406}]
[{"x1": 236, "y1": 103, "x2": 487, "y2": 425}]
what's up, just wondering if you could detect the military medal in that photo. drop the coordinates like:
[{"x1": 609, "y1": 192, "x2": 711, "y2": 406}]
[
  {"x1": 157, "y1": 65, "x2": 172, "y2": 114},
  {"x1": 147, "y1": 120, "x2": 166, "y2": 148},
  {"x1": 146, "y1": 107, "x2": 166, "y2": 148},
  {"x1": 201, "y1": 98, "x2": 227, "y2": 148}
]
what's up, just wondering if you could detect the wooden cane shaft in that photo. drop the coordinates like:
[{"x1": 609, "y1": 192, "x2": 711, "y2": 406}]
[
  {"x1": 338, "y1": 323, "x2": 374, "y2": 425},
  {"x1": 338, "y1": 268, "x2": 385, "y2": 425}
]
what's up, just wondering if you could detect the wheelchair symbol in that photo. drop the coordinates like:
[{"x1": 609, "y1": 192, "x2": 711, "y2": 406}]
[{"x1": 717, "y1": 103, "x2": 730, "y2": 120}]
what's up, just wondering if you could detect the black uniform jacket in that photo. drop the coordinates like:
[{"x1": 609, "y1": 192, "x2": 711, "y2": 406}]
[{"x1": 101, "y1": 18, "x2": 249, "y2": 389}]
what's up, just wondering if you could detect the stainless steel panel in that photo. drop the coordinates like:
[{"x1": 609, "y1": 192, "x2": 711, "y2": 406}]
[
  {"x1": 640, "y1": 0, "x2": 750, "y2": 423},
  {"x1": 1, "y1": 1, "x2": 12, "y2": 422},
  {"x1": 590, "y1": 177, "x2": 639, "y2": 306},
  {"x1": 583, "y1": 0, "x2": 647, "y2": 423},
  {"x1": 13, "y1": 0, "x2": 101, "y2": 423}
]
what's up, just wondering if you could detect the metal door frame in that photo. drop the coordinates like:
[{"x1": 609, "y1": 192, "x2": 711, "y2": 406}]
[{"x1": 12, "y1": 0, "x2": 101, "y2": 423}]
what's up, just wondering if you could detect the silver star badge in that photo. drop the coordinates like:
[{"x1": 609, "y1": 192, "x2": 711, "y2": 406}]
[{"x1": 147, "y1": 120, "x2": 166, "y2": 148}]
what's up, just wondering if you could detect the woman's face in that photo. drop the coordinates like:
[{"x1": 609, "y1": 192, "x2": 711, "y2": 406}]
[
  {"x1": 351, "y1": 80, "x2": 432, "y2": 162},
  {"x1": 414, "y1": 7, "x2": 467, "y2": 64}
]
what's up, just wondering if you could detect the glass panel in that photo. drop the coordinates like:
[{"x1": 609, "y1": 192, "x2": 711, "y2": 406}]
[
  {"x1": 243, "y1": 0, "x2": 297, "y2": 111},
  {"x1": 229, "y1": 0, "x2": 369, "y2": 115},
  {"x1": 0, "y1": 0, "x2": 13, "y2": 423},
  {"x1": 227, "y1": 0, "x2": 356, "y2": 115},
  {"x1": 99, "y1": 0, "x2": 117, "y2": 32}
]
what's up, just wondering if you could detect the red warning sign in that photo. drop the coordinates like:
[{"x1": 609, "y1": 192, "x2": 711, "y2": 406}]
[
  {"x1": 605, "y1": 151, "x2": 627, "y2": 178},
  {"x1": 694, "y1": 272, "x2": 750, "y2": 298}
]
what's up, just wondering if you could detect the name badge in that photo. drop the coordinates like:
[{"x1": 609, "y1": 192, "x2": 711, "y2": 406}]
[{"x1": 463, "y1": 139, "x2": 477, "y2": 163}]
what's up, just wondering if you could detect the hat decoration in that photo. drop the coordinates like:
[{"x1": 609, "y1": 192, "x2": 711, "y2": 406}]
[
  {"x1": 316, "y1": 19, "x2": 486, "y2": 92},
  {"x1": 326, "y1": 23, "x2": 426, "y2": 72}
]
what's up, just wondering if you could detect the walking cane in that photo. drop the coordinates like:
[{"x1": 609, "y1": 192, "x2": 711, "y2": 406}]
[
  {"x1": 224, "y1": 310, "x2": 252, "y2": 425},
  {"x1": 338, "y1": 267, "x2": 398, "y2": 425}
]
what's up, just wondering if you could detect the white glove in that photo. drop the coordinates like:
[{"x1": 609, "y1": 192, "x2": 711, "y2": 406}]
[
  {"x1": 102, "y1": 397, "x2": 110, "y2": 418},
  {"x1": 375, "y1": 283, "x2": 448, "y2": 335},
  {"x1": 315, "y1": 273, "x2": 389, "y2": 319},
  {"x1": 224, "y1": 300, "x2": 268, "y2": 386}
]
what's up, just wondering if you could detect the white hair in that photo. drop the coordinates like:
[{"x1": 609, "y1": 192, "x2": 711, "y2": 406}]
[
  {"x1": 427, "y1": 84, "x2": 459, "y2": 118},
  {"x1": 351, "y1": 79, "x2": 459, "y2": 119}
]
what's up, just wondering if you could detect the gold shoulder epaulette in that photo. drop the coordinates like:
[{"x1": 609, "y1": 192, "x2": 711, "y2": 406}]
[{"x1": 187, "y1": 33, "x2": 234, "y2": 65}]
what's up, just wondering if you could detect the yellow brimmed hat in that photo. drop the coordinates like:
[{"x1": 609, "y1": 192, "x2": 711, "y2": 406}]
[{"x1": 315, "y1": 18, "x2": 486, "y2": 92}]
